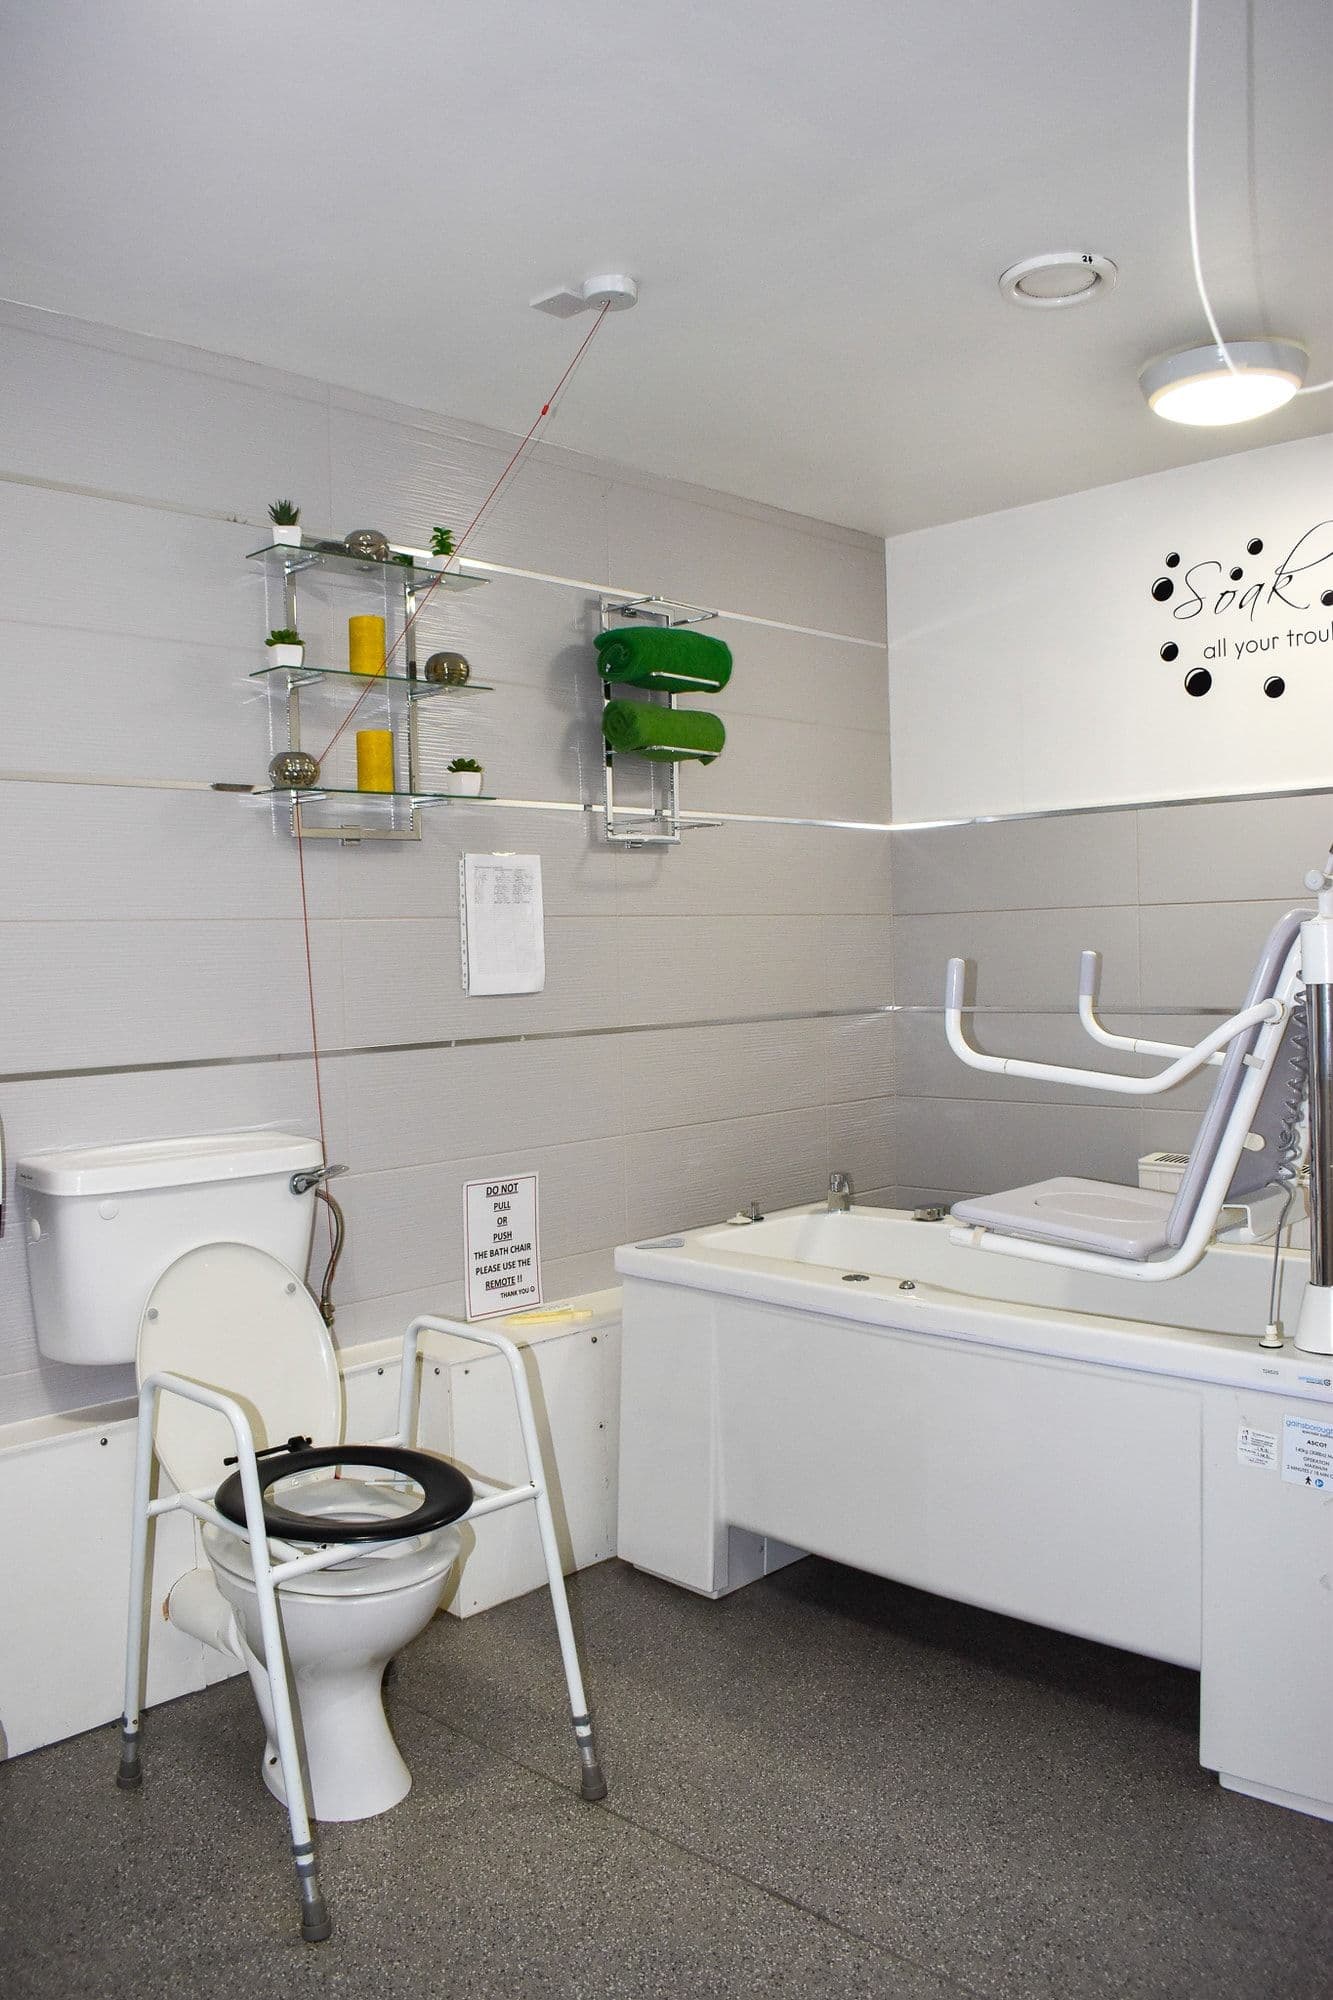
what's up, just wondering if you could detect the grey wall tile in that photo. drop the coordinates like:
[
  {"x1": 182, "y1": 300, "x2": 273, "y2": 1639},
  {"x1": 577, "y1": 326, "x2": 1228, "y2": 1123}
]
[
  {"x1": 0, "y1": 917, "x2": 342, "y2": 1073},
  {"x1": 606, "y1": 482, "x2": 885, "y2": 641},
  {"x1": 625, "y1": 1018, "x2": 827, "y2": 1131},
  {"x1": 1138, "y1": 898, "x2": 1299, "y2": 1007},
  {"x1": 826, "y1": 1012, "x2": 896, "y2": 1104},
  {"x1": 336, "y1": 1136, "x2": 626, "y2": 1302},
  {"x1": 0, "y1": 318, "x2": 333, "y2": 520},
  {"x1": 892, "y1": 1096, "x2": 1143, "y2": 1200},
  {"x1": 681, "y1": 710, "x2": 890, "y2": 822},
  {"x1": 1136, "y1": 794, "x2": 1331, "y2": 906},
  {"x1": 822, "y1": 917, "x2": 893, "y2": 1010},
  {"x1": 894, "y1": 906, "x2": 1138, "y2": 1010},
  {"x1": 340, "y1": 914, "x2": 621, "y2": 1044},
  {"x1": 618, "y1": 915, "x2": 825, "y2": 1025},
  {"x1": 1, "y1": 786, "x2": 339, "y2": 924},
  {"x1": 623, "y1": 1108, "x2": 830, "y2": 1240},
  {"x1": 893, "y1": 812, "x2": 1138, "y2": 915},
  {"x1": 828, "y1": 1098, "x2": 899, "y2": 1192},
  {"x1": 342, "y1": 1036, "x2": 623, "y2": 1174}
]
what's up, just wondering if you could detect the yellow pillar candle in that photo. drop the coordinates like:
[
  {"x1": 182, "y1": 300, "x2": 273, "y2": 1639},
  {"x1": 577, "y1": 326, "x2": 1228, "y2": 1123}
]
[
  {"x1": 348, "y1": 614, "x2": 386, "y2": 676},
  {"x1": 355, "y1": 729, "x2": 395, "y2": 792}
]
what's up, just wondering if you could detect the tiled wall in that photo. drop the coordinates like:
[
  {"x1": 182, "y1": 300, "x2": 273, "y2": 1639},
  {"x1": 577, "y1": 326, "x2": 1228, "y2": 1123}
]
[
  {"x1": 0, "y1": 302, "x2": 891, "y2": 1424},
  {"x1": 882, "y1": 791, "x2": 1332, "y2": 1208}
]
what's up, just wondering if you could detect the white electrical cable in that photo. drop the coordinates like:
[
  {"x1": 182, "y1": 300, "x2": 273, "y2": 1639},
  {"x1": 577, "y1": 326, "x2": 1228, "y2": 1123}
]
[{"x1": 1186, "y1": 0, "x2": 1331, "y2": 393}]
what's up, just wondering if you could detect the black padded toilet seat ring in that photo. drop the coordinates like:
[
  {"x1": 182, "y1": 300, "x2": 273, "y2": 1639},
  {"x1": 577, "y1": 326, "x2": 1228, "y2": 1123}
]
[{"x1": 213, "y1": 1443, "x2": 474, "y2": 1544}]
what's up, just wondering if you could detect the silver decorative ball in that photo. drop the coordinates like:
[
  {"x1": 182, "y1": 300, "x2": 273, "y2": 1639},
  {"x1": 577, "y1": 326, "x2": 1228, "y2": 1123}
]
[
  {"x1": 344, "y1": 528, "x2": 391, "y2": 561},
  {"x1": 424, "y1": 650, "x2": 471, "y2": 685},
  {"x1": 269, "y1": 750, "x2": 321, "y2": 790}
]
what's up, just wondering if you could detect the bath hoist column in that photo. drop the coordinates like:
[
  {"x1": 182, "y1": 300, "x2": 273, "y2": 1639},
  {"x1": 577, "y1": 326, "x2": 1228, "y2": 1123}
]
[{"x1": 1296, "y1": 852, "x2": 1333, "y2": 1355}]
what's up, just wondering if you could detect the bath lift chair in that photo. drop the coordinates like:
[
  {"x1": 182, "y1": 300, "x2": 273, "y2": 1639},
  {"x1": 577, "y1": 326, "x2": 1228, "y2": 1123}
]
[
  {"x1": 118, "y1": 1314, "x2": 607, "y2": 1944},
  {"x1": 943, "y1": 853, "x2": 1333, "y2": 1357}
]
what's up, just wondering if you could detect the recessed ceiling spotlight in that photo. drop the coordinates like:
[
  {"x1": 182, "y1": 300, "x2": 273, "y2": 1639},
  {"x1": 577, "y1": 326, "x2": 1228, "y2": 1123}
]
[
  {"x1": 998, "y1": 252, "x2": 1118, "y2": 309},
  {"x1": 1139, "y1": 338, "x2": 1308, "y2": 425}
]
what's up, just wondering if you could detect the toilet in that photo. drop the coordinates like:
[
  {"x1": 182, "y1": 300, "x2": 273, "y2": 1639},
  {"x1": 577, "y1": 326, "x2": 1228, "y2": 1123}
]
[{"x1": 20, "y1": 1132, "x2": 472, "y2": 1822}]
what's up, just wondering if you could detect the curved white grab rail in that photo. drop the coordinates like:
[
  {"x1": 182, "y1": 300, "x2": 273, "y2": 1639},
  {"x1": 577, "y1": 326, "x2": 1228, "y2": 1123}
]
[
  {"x1": 1075, "y1": 948, "x2": 1225, "y2": 1066},
  {"x1": 944, "y1": 956, "x2": 1281, "y2": 1097}
]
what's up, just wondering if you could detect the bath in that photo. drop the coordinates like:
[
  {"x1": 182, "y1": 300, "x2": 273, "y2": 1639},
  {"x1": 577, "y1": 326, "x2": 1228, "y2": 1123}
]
[{"x1": 616, "y1": 1203, "x2": 1333, "y2": 1823}]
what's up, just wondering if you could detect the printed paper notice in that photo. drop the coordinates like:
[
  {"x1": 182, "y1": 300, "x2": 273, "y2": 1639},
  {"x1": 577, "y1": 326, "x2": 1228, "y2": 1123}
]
[
  {"x1": 1236, "y1": 1425, "x2": 1278, "y2": 1471},
  {"x1": 464, "y1": 1174, "x2": 542, "y2": 1319},
  {"x1": 461, "y1": 854, "x2": 544, "y2": 996},
  {"x1": 1281, "y1": 1414, "x2": 1333, "y2": 1489}
]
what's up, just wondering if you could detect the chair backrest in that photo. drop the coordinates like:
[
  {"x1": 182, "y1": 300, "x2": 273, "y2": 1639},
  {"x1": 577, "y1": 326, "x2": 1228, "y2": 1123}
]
[{"x1": 1163, "y1": 907, "x2": 1308, "y2": 1248}]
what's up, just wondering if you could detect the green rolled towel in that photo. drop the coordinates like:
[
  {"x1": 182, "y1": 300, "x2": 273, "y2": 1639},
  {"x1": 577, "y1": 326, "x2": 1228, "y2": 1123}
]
[
  {"x1": 602, "y1": 699, "x2": 725, "y2": 764},
  {"x1": 594, "y1": 625, "x2": 732, "y2": 693}
]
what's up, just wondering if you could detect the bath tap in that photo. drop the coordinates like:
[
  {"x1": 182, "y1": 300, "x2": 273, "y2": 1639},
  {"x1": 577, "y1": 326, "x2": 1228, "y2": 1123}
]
[{"x1": 827, "y1": 1171, "x2": 853, "y2": 1213}]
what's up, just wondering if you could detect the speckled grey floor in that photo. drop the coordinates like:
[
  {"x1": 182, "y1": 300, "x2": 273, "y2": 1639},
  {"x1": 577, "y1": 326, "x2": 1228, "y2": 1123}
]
[{"x1": 2, "y1": 1559, "x2": 1330, "y2": 1999}]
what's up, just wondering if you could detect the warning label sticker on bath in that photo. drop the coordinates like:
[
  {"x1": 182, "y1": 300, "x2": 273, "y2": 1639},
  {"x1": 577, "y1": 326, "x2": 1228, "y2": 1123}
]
[
  {"x1": 1281, "y1": 1414, "x2": 1333, "y2": 1489},
  {"x1": 1236, "y1": 1425, "x2": 1278, "y2": 1470},
  {"x1": 464, "y1": 1173, "x2": 542, "y2": 1320}
]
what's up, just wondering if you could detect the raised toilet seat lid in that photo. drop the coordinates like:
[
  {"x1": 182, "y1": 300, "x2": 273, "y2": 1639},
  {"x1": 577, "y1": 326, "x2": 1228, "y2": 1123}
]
[{"x1": 136, "y1": 1244, "x2": 472, "y2": 1549}]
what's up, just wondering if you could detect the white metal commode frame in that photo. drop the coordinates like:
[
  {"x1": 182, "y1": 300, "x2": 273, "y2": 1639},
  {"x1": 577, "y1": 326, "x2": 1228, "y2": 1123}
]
[{"x1": 116, "y1": 1315, "x2": 606, "y2": 1944}]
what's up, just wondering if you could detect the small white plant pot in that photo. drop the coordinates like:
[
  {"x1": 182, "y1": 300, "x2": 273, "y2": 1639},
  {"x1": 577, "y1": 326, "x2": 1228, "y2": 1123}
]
[
  {"x1": 446, "y1": 771, "x2": 484, "y2": 796},
  {"x1": 420, "y1": 554, "x2": 450, "y2": 573},
  {"x1": 270, "y1": 524, "x2": 302, "y2": 547},
  {"x1": 267, "y1": 644, "x2": 305, "y2": 669}
]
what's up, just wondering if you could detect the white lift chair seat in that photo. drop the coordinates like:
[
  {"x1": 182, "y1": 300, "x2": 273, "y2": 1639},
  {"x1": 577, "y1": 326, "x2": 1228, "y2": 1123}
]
[{"x1": 950, "y1": 908, "x2": 1308, "y2": 1260}]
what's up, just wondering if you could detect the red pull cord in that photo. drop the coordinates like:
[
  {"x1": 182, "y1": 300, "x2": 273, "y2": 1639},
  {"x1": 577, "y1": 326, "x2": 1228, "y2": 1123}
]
[{"x1": 293, "y1": 303, "x2": 615, "y2": 1261}]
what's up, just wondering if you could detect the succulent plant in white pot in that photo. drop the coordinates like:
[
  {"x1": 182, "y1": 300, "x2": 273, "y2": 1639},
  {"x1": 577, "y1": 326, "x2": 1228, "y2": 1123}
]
[
  {"x1": 417, "y1": 524, "x2": 456, "y2": 573},
  {"x1": 268, "y1": 499, "x2": 301, "y2": 547},
  {"x1": 265, "y1": 627, "x2": 305, "y2": 669},
  {"x1": 445, "y1": 755, "x2": 484, "y2": 796}
]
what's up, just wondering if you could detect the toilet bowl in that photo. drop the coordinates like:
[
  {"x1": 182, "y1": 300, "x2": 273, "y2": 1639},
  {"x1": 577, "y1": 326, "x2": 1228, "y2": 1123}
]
[
  {"x1": 203, "y1": 1482, "x2": 462, "y2": 1820},
  {"x1": 137, "y1": 1239, "x2": 472, "y2": 1822}
]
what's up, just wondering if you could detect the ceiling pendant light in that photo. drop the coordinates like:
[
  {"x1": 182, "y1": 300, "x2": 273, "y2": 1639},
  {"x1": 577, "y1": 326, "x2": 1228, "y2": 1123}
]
[
  {"x1": 1140, "y1": 0, "x2": 1328, "y2": 427},
  {"x1": 1139, "y1": 338, "x2": 1308, "y2": 426}
]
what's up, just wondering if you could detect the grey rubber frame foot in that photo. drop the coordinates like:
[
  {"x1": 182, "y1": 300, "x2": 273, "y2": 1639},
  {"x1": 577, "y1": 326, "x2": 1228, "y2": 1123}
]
[
  {"x1": 578, "y1": 1736, "x2": 608, "y2": 1802},
  {"x1": 116, "y1": 1720, "x2": 143, "y2": 1790},
  {"x1": 300, "y1": 1897, "x2": 333, "y2": 1944}
]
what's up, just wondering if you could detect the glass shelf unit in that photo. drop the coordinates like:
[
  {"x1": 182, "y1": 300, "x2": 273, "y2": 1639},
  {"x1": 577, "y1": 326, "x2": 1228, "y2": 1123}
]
[
  {"x1": 250, "y1": 531, "x2": 490, "y2": 842},
  {"x1": 251, "y1": 663, "x2": 493, "y2": 699},
  {"x1": 247, "y1": 540, "x2": 486, "y2": 590}
]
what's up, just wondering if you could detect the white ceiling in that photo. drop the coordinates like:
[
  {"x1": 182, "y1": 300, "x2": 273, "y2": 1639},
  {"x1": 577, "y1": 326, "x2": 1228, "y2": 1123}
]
[{"x1": 2, "y1": 0, "x2": 1329, "y2": 534}]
